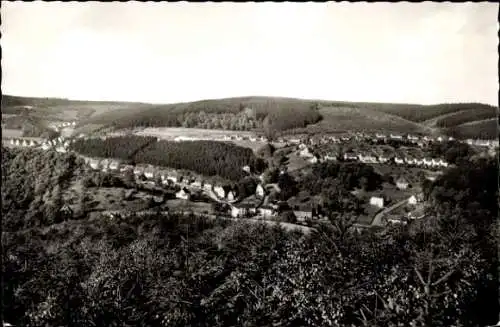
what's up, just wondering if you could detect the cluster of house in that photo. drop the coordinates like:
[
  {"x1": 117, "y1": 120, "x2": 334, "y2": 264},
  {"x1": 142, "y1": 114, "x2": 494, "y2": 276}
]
[
  {"x1": 48, "y1": 121, "x2": 76, "y2": 131},
  {"x1": 221, "y1": 134, "x2": 268, "y2": 142},
  {"x1": 9, "y1": 138, "x2": 40, "y2": 148},
  {"x1": 297, "y1": 145, "x2": 450, "y2": 168},
  {"x1": 40, "y1": 137, "x2": 72, "y2": 152}
]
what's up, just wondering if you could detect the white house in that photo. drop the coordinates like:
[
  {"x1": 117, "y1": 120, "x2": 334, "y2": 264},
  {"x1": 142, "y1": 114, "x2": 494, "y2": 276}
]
[
  {"x1": 324, "y1": 154, "x2": 337, "y2": 161},
  {"x1": 133, "y1": 167, "x2": 144, "y2": 176},
  {"x1": 394, "y1": 157, "x2": 404, "y2": 165},
  {"x1": 176, "y1": 188, "x2": 191, "y2": 200},
  {"x1": 378, "y1": 156, "x2": 389, "y2": 163},
  {"x1": 258, "y1": 205, "x2": 276, "y2": 217},
  {"x1": 22, "y1": 140, "x2": 29, "y2": 147},
  {"x1": 203, "y1": 183, "x2": 212, "y2": 191},
  {"x1": 214, "y1": 186, "x2": 225, "y2": 198},
  {"x1": 294, "y1": 210, "x2": 312, "y2": 221},
  {"x1": 55, "y1": 147, "x2": 67, "y2": 153},
  {"x1": 242, "y1": 165, "x2": 251, "y2": 174},
  {"x1": 256, "y1": 184, "x2": 265, "y2": 198},
  {"x1": 41, "y1": 143, "x2": 51, "y2": 151},
  {"x1": 408, "y1": 195, "x2": 418, "y2": 205},
  {"x1": 109, "y1": 161, "x2": 120, "y2": 171},
  {"x1": 309, "y1": 156, "x2": 319, "y2": 164},
  {"x1": 396, "y1": 177, "x2": 410, "y2": 190},
  {"x1": 343, "y1": 153, "x2": 358, "y2": 161},
  {"x1": 192, "y1": 180, "x2": 202, "y2": 188},
  {"x1": 299, "y1": 147, "x2": 314, "y2": 158},
  {"x1": 144, "y1": 168, "x2": 155, "y2": 180},
  {"x1": 227, "y1": 190, "x2": 236, "y2": 201},
  {"x1": 369, "y1": 196, "x2": 384, "y2": 208}
]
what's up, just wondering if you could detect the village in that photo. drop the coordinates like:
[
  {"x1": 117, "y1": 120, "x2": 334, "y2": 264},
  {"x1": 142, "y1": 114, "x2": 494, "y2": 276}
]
[{"x1": 4, "y1": 127, "x2": 495, "y2": 229}]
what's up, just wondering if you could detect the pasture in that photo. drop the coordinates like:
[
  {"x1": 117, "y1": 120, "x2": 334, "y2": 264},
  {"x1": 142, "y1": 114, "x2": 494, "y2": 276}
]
[{"x1": 133, "y1": 127, "x2": 256, "y2": 140}]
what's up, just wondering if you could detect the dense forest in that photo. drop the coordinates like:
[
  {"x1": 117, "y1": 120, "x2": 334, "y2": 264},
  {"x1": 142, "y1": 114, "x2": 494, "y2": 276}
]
[
  {"x1": 299, "y1": 161, "x2": 384, "y2": 195},
  {"x1": 2, "y1": 146, "x2": 498, "y2": 326},
  {"x1": 1, "y1": 148, "x2": 87, "y2": 231},
  {"x1": 70, "y1": 136, "x2": 158, "y2": 162},
  {"x1": 425, "y1": 140, "x2": 475, "y2": 165},
  {"x1": 70, "y1": 137, "x2": 267, "y2": 181},
  {"x1": 82, "y1": 98, "x2": 322, "y2": 136},
  {"x1": 434, "y1": 106, "x2": 497, "y2": 128},
  {"x1": 444, "y1": 118, "x2": 498, "y2": 140},
  {"x1": 134, "y1": 140, "x2": 267, "y2": 181}
]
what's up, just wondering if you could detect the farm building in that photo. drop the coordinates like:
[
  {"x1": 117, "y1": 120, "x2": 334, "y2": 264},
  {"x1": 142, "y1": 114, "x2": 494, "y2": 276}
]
[
  {"x1": 396, "y1": 177, "x2": 410, "y2": 190},
  {"x1": 175, "y1": 188, "x2": 191, "y2": 200},
  {"x1": 255, "y1": 184, "x2": 266, "y2": 198},
  {"x1": 369, "y1": 196, "x2": 385, "y2": 208}
]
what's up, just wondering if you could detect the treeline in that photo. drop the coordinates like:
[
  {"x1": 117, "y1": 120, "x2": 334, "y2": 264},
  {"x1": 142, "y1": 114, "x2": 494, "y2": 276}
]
[
  {"x1": 70, "y1": 136, "x2": 158, "y2": 161},
  {"x1": 85, "y1": 97, "x2": 322, "y2": 134},
  {"x1": 366, "y1": 102, "x2": 496, "y2": 123},
  {"x1": 444, "y1": 118, "x2": 498, "y2": 140},
  {"x1": 70, "y1": 137, "x2": 267, "y2": 181},
  {"x1": 422, "y1": 156, "x2": 497, "y2": 216},
  {"x1": 435, "y1": 106, "x2": 497, "y2": 128},
  {"x1": 299, "y1": 161, "x2": 384, "y2": 195},
  {"x1": 2, "y1": 187, "x2": 497, "y2": 326},
  {"x1": 134, "y1": 140, "x2": 267, "y2": 181},
  {"x1": 425, "y1": 140, "x2": 475, "y2": 165},
  {"x1": 1, "y1": 147, "x2": 86, "y2": 231}
]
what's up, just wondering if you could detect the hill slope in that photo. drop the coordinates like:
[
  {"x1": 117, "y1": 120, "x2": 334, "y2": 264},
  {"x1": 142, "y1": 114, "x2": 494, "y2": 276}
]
[
  {"x1": 3, "y1": 95, "x2": 496, "y2": 138},
  {"x1": 443, "y1": 118, "x2": 498, "y2": 140}
]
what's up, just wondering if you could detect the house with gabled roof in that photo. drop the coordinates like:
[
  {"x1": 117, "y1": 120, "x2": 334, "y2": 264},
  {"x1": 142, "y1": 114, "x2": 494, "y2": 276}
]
[
  {"x1": 144, "y1": 167, "x2": 156, "y2": 179},
  {"x1": 258, "y1": 204, "x2": 276, "y2": 217},
  {"x1": 396, "y1": 177, "x2": 410, "y2": 190},
  {"x1": 369, "y1": 196, "x2": 385, "y2": 208},
  {"x1": 133, "y1": 166, "x2": 144, "y2": 176},
  {"x1": 175, "y1": 188, "x2": 191, "y2": 200},
  {"x1": 256, "y1": 184, "x2": 266, "y2": 198},
  {"x1": 108, "y1": 160, "x2": 121, "y2": 171},
  {"x1": 226, "y1": 190, "x2": 237, "y2": 202},
  {"x1": 214, "y1": 186, "x2": 225, "y2": 198}
]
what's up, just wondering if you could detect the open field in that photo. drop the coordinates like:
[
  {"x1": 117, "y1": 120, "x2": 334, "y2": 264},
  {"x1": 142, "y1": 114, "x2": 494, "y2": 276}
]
[
  {"x1": 134, "y1": 127, "x2": 256, "y2": 140},
  {"x1": 166, "y1": 199, "x2": 214, "y2": 214}
]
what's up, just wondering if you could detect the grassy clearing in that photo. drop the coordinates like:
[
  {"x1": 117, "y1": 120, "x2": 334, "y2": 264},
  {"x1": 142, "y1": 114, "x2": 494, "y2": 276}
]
[
  {"x1": 134, "y1": 127, "x2": 256, "y2": 140},
  {"x1": 166, "y1": 199, "x2": 214, "y2": 214}
]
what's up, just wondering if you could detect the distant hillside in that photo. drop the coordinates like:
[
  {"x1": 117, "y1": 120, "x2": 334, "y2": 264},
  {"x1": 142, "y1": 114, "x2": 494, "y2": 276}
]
[
  {"x1": 3, "y1": 95, "x2": 496, "y2": 139},
  {"x1": 1, "y1": 95, "x2": 154, "y2": 121},
  {"x1": 286, "y1": 106, "x2": 432, "y2": 135},
  {"x1": 443, "y1": 118, "x2": 498, "y2": 140}
]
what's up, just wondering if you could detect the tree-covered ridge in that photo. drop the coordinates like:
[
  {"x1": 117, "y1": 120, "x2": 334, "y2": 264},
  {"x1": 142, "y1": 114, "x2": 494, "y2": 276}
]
[
  {"x1": 70, "y1": 136, "x2": 158, "y2": 162},
  {"x1": 134, "y1": 140, "x2": 267, "y2": 181},
  {"x1": 70, "y1": 137, "x2": 267, "y2": 181},
  {"x1": 85, "y1": 98, "x2": 323, "y2": 134},
  {"x1": 1, "y1": 147, "x2": 86, "y2": 231},
  {"x1": 434, "y1": 106, "x2": 497, "y2": 128}
]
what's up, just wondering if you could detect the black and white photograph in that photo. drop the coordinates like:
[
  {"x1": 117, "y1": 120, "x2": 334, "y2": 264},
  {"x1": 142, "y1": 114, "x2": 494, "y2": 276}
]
[{"x1": 1, "y1": 2, "x2": 499, "y2": 326}]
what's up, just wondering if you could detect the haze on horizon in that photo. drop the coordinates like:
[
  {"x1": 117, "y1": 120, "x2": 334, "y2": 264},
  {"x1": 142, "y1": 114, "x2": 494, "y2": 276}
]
[{"x1": 1, "y1": 2, "x2": 498, "y2": 106}]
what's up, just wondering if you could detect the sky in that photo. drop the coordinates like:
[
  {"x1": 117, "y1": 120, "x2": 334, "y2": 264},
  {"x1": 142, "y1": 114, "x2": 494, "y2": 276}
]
[{"x1": 2, "y1": 2, "x2": 498, "y2": 105}]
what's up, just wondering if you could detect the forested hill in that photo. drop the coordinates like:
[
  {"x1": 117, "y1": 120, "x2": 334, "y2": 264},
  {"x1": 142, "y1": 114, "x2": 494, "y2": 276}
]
[
  {"x1": 70, "y1": 136, "x2": 267, "y2": 181},
  {"x1": 3, "y1": 94, "x2": 497, "y2": 139}
]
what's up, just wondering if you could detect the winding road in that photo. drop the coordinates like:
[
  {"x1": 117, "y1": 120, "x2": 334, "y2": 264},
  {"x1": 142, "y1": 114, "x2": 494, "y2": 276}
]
[{"x1": 371, "y1": 197, "x2": 410, "y2": 226}]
